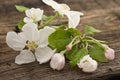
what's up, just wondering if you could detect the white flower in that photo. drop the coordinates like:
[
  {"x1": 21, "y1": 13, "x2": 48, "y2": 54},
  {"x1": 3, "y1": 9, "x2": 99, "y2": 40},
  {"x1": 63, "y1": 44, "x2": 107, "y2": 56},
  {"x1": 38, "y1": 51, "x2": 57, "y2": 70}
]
[
  {"x1": 42, "y1": 0, "x2": 84, "y2": 28},
  {"x1": 6, "y1": 23, "x2": 55, "y2": 64},
  {"x1": 24, "y1": 8, "x2": 43, "y2": 23},
  {"x1": 77, "y1": 55, "x2": 98, "y2": 72},
  {"x1": 50, "y1": 53, "x2": 65, "y2": 70}
]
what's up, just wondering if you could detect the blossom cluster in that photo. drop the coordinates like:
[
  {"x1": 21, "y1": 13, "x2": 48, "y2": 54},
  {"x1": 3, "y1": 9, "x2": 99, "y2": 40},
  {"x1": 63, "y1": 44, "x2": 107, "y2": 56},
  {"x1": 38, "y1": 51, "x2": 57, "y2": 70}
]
[{"x1": 6, "y1": 0, "x2": 115, "y2": 73}]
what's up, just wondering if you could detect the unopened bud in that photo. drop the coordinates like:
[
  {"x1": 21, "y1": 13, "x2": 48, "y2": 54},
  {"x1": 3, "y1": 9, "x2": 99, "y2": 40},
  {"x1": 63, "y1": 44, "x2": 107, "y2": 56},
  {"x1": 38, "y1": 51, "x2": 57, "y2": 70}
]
[
  {"x1": 50, "y1": 53, "x2": 65, "y2": 70},
  {"x1": 105, "y1": 48, "x2": 115, "y2": 60},
  {"x1": 66, "y1": 44, "x2": 72, "y2": 51}
]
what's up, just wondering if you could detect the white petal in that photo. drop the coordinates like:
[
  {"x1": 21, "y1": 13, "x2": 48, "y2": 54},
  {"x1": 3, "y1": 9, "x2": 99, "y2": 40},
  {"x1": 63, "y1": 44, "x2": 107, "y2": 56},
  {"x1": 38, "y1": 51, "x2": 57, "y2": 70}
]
[
  {"x1": 24, "y1": 17, "x2": 34, "y2": 23},
  {"x1": 82, "y1": 60, "x2": 97, "y2": 72},
  {"x1": 35, "y1": 9, "x2": 43, "y2": 21},
  {"x1": 42, "y1": 0, "x2": 55, "y2": 6},
  {"x1": 6, "y1": 31, "x2": 26, "y2": 51},
  {"x1": 22, "y1": 23, "x2": 39, "y2": 41},
  {"x1": 77, "y1": 55, "x2": 91, "y2": 68},
  {"x1": 65, "y1": 11, "x2": 84, "y2": 28},
  {"x1": 35, "y1": 46, "x2": 55, "y2": 64},
  {"x1": 77, "y1": 55, "x2": 98, "y2": 72},
  {"x1": 60, "y1": 4, "x2": 70, "y2": 11},
  {"x1": 42, "y1": 0, "x2": 59, "y2": 9},
  {"x1": 42, "y1": 0, "x2": 63, "y2": 14},
  {"x1": 15, "y1": 50, "x2": 35, "y2": 64},
  {"x1": 25, "y1": 9, "x2": 32, "y2": 18},
  {"x1": 25, "y1": 8, "x2": 43, "y2": 22},
  {"x1": 38, "y1": 26, "x2": 55, "y2": 47},
  {"x1": 30, "y1": 8, "x2": 43, "y2": 21}
]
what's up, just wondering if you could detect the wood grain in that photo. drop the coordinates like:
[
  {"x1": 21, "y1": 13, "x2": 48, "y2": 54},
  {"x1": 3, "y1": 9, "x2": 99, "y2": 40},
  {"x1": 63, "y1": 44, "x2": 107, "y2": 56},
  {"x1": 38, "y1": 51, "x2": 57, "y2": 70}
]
[{"x1": 0, "y1": 0, "x2": 120, "y2": 80}]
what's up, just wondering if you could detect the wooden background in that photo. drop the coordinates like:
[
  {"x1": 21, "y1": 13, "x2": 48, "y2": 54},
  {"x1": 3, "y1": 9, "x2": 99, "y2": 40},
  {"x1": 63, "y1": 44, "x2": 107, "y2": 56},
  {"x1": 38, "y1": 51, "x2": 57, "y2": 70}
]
[{"x1": 0, "y1": 0, "x2": 120, "y2": 80}]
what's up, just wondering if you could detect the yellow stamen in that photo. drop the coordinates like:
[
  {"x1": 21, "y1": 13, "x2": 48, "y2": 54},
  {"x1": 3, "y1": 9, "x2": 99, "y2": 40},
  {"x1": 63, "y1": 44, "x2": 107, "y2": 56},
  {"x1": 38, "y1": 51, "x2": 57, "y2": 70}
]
[
  {"x1": 83, "y1": 60, "x2": 89, "y2": 63},
  {"x1": 27, "y1": 41, "x2": 38, "y2": 51},
  {"x1": 61, "y1": 4, "x2": 70, "y2": 11}
]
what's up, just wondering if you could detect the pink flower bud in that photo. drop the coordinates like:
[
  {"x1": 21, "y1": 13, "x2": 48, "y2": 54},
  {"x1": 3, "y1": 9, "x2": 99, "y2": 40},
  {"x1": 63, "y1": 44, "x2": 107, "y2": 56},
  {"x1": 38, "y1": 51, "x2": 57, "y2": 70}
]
[
  {"x1": 66, "y1": 44, "x2": 72, "y2": 51},
  {"x1": 105, "y1": 48, "x2": 115, "y2": 60},
  {"x1": 50, "y1": 53, "x2": 65, "y2": 70}
]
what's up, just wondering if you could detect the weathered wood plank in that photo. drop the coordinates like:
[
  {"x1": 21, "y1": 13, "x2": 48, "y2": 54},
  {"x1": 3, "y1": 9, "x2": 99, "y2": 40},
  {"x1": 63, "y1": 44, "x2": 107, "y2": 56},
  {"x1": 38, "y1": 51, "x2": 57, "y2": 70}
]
[
  {"x1": 0, "y1": 0, "x2": 120, "y2": 80},
  {"x1": 95, "y1": 0, "x2": 119, "y2": 9}
]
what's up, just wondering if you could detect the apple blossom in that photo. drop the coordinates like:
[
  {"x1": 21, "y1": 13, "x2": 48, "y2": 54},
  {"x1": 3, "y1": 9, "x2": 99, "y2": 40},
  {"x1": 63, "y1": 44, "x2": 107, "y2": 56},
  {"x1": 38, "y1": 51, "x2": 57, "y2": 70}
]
[
  {"x1": 5, "y1": 2, "x2": 114, "y2": 73},
  {"x1": 50, "y1": 53, "x2": 65, "y2": 70},
  {"x1": 77, "y1": 55, "x2": 98, "y2": 72},
  {"x1": 24, "y1": 8, "x2": 43, "y2": 23},
  {"x1": 6, "y1": 23, "x2": 55, "y2": 64},
  {"x1": 42, "y1": 0, "x2": 84, "y2": 28}
]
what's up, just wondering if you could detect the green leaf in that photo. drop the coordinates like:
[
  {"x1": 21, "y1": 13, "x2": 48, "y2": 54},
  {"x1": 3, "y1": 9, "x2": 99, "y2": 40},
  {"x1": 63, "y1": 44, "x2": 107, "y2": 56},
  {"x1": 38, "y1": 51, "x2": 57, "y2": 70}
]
[
  {"x1": 85, "y1": 25, "x2": 101, "y2": 35},
  {"x1": 89, "y1": 44, "x2": 108, "y2": 62},
  {"x1": 15, "y1": 5, "x2": 29, "y2": 12},
  {"x1": 55, "y1": 24, "x2": 67, "y2": 30},
  {"x1": 66, "y1": 46, "x2": 79, "y2": 60},
  {"x1": 66, "y1": 47, "x2": 88, "y2": 67},
  {"x1": 49, "y1": 30, "x2": 71, "y2": 52},
  {"x1": 18, "y1": 19, "x2": 25, "y2": 30},
  {"x1": 68, "y1": 28, "x2": 81, "y2": 36}
]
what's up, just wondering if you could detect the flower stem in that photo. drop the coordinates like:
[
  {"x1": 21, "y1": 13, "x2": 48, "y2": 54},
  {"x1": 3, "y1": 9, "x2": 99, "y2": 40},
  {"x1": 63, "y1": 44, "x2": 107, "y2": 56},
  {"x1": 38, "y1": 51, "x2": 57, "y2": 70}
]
[
  {"x1": 68, "y1": 36, "x2": 81, "y2": 47},
  {"x1": 85, "y1": 36, "x2": 103, "y2": 46},
  {"x1": 71, "y1": 36, "x2": 80, "y2": 43},
  {"x1": 60, "y1": 50, "x2": 67, "y2": 55},
  {"x1": 38, "y1": 13, "x2": 58, "y2": 29},
  {"x1": 85, "y1": 36, "x2": 106, "y2": 43}
]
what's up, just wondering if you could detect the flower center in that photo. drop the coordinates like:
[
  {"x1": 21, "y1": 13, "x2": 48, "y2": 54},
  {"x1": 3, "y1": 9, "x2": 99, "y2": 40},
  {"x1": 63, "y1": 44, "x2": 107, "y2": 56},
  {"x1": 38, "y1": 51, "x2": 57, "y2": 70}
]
[
  {"x1": 83, "y1": 60, "x2": 89, "y2": 63},
  {"x1": 31, "y1": 14, "x2": 37, "y2": 21},
  {"x1": 60, "y1": 4, "x2": 70, "y2": 11},
  {"x1": 27, "y1": 41, "x2": 38, "y2": 52}
]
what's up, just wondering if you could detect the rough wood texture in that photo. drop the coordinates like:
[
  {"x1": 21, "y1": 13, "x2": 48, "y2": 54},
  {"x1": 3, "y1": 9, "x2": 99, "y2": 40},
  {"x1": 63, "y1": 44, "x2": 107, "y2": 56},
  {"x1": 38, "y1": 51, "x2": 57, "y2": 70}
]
[{"x1": 0, "y1": 0, "x2": 120, "y2": 80}]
